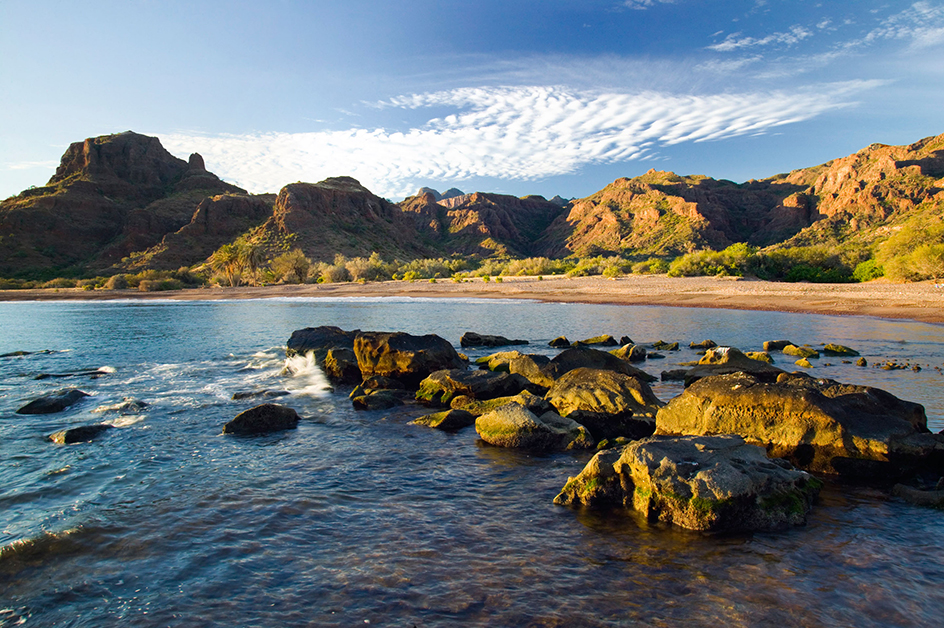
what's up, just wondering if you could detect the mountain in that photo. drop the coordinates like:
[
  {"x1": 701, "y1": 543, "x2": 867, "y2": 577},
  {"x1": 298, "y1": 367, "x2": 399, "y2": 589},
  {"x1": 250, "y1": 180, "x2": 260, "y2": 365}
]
[{"x1": 0, "y1": 131, "x2": 242, "y2": 276}]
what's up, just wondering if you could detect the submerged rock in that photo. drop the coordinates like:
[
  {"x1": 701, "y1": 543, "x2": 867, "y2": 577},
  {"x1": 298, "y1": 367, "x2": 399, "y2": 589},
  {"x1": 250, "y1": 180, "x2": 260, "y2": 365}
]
[
  {"x1": 92, "y1": 397, "x2": 149, "y2": 413},
  {"x1": 554, "y1": 434, "x2": 821, "y2": 533},
  {"x1": 354, "y1": 332, "x2": 464, "y2": 388},
  {"x1": 656, "y1": 372, "x2": 942, "y2": 478},
  {"x1": 48, "y1": 423, "x2": 113, "y2": 444},
  {"x1": 410, "y1": 409, "x2": 476, "y2": 430},
  {"x1": 823, "y1": 344, "x2": 860, "y2": 357},
  {"x1": 222, "y1": 404, "x2": 300, "y2": 435},
  {"x1": 460, "y1": 332, "x2": 528, "y2": 348},
  {"x1": 17, "y1": 388, "x2": 89, "y2": 414},
  {"x1": 232, "y1": 390, "x2": 291, "y2": 401},
  {"x1": 351, "y1": 390, "x2": 404, "y2": 411},
  {"x1": 475, "y1": 402, "x2": 594, "y2": 450}
]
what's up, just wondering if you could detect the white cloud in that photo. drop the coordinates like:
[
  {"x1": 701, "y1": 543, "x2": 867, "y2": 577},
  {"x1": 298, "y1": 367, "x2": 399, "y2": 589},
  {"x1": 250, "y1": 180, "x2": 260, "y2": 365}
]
[
  {"x1": 857, "y1": 1, "x2": 944, "y2": 48},
  {"x1": 620, "y1": 0, "x2": 676, "y2": 10},
  {"x1": 5, "y1": 160, "x2": 59, "y2": 171},
  {"x1": 708, "y1": 25, "x2": 813, "y2": 51},
  {"x1": 158, "y1": 83, "x2": 875, "y2": 198}
]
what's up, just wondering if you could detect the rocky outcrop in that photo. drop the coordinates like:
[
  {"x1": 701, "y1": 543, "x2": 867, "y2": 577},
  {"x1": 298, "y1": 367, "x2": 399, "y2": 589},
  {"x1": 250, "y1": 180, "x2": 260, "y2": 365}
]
[
  {"x1": 222, "y1": 404, "x2": 300, "y2": 435},
  {"x1": 544, "y1": 368, "x2": 663, "y2": 431},
  {"x1": 323, "y1": 348, "x2": 361, "y2": 384},
  {"x1": 460, "y1": 332, "x2": 528, "y2": 348},
  {"x1": 48, "y1": 424, "x2": 113, "y2": 444},
  {"x1": 353, "y1": 332, "x2": 465, "y2": 388},
  {"x1": 451, "y1": 390, "x2": 552, "y2": 417},
  {"x1": 17, "y1": 389, "x2": 89, "y2": 414},
  {"x1": 656, "y1": 372, "x2": 942, "y2": 478},
  {"x1": 475, "y1": 402, "x2": 594, "y2": 450},
  {"x1": 286, "y1": 326, "x2": 360, "y2": 362},
  {"x1": 554, "y1": 434, "x2": 821, "y2": 532},
  {"x1": 675, "y1": 347, "x2": 784, "y2": 386},
  {"x1": 416, "y1": 369, "x2": 538, "y2": 407}
]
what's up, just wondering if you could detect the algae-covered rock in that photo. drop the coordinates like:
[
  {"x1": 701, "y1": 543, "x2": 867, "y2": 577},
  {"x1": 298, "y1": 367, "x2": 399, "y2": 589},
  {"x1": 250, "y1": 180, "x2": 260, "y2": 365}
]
[
  {"x1": 451, "y1": 390, "x2": 552, "y2": 417},
  {"x1": 610, "y1": 344, "x2": 647, "y2": 362},
  {"x1": 656, "y1": 372, "x2": 942, "y2": 478},
  {"x1": 474, "y1": 350, "x2": 533, "y2": 372},
  {"x1": 549, "y1": 336, "x2": 570, "y2": 348},
  {"x1": 354, "y1": 332, "x2": 465, "y2": 388},
  {"x1": 543, "y1": 347, "x2": 657, "y2": 383},
  {"x1": 475, "y1": 402, "x2": 594, "y2": 450},
  {"x1": 554, "y1": 434, "x2": 821, "y2": 532},
  {"x1": 416, "y1": 369, "x2": 537, "y2": 407},
  {"x1": 578, "y1": 335, "x2": 619, "y2": 347},
  {"x1": 351, "y1": 390, "x2": 404, "y2": 411},
  {"x1": 763, "y1": 340, "x2": 794, "y2": 352},
  {"x1": 783, "y1": 344, "x2": 819, "y2": 359},
  {"x1": 223, "y1": 404, "x2": 300, "y2": 435},
  {"x1": 795, "y1": 358, "x2": 813, "y2": 368},
  {"x1": 823, "y1": 344, "x2": 860, "y2": 357},
  {"x1": 856, "y1": 357, "x2": 868, "y2": 367},
  {"x1": 745, "y1": 351, "x2": 774, "y2": 364},
  {"x1": 323, "y1": 347, "x2": 361, "y2": 384},
  {"x1": 545, "y1": 367, "x2": 663, "y2": 420},
  {"x1": 681, "y1": 347, "x2": 783, "y2": 387},
  {"x1": 690, "y1": 340, "x2": 717, "y2": 350},
  {"x1": 651, "y1": 340, "x2": 679, "y2": 351},
  {"x1": 410, "y1": 409, "x2": 476, "y2": 430}
]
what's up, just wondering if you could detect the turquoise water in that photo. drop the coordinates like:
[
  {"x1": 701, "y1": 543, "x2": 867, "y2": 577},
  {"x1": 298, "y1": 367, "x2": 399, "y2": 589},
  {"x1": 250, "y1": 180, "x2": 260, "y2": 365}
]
[{"x1": 1, "y1": 298, "x2": 942, "y2": 626}]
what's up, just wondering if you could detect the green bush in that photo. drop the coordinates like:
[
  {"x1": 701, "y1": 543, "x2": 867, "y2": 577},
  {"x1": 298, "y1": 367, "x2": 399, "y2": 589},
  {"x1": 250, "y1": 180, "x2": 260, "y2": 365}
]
[
  {"x1": 632, "y1": 258, "x2": 670, "y2": 274},
  {"x1": 668, "y1": 244, "x2": 756, "y2": 278},
  {"x1": 104, "y1": 274, "x2": 129, "y2": 290},
  {"x1": 138, "y1": 278, "x2": 184, "y2": 292},
  {"x1": 853, "y1": 259, "x2": 884, "y2": 282}
]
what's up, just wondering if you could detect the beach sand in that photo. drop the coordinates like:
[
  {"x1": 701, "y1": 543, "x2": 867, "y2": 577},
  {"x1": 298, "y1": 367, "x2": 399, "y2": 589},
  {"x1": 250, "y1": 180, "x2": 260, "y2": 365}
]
[{"x1": 1, "y1": 275, "x2": 942, "y2": 325}]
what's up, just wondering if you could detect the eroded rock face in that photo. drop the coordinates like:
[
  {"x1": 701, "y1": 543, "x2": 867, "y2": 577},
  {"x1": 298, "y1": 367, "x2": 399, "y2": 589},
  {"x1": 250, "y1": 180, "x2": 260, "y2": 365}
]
[
  {"x1": 554, "y1": 434, "x2": 821, "y2": 532},
  {"x1": 223, "y1": 404, "x2": 300, "y2": 435},
  {"x1": 475, "y1": 402, "x2": 594, "y2": 451},
  {"x1": 17, "y1": 389, "x2": 89, "y2": 414},
  {"x1": 656, "y1": 372, "x2": 942, "y2": 478},
  {"x1": 416, "y1": 369, "x2": 538, "y2": 407},
  {"x1": 354, "y1": 332, "x2": 464, "y2": 388}
]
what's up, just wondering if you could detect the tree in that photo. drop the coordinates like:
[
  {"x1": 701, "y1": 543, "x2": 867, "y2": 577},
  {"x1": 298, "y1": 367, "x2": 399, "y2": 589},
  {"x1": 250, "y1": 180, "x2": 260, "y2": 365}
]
[{"x1": 209, "y1": 244, "x2": 243, "y2": 287}]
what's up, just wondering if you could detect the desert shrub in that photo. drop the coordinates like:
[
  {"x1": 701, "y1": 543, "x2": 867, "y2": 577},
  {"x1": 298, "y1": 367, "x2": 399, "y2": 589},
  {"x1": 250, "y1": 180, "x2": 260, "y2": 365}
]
[
  {"x1": 852, "y1": 259, "x2": 885, "y2": 282},
  {"x1": 877, "y1": 221, "x2": 944, "y2": 281},
  {"x1": 502, "y1": 257, "x2": 569, "y2": 276},
  {"x1": 668, "y1": 244, "x2": 756, "y2": 278},
  {"x1": 270, "y1": 249, "x2": 311, "y2": 284},
  {"x1": 104, "y1": 274, "x2": 129, "y2": 290},
  {"x1": 469, "y1": 258, "x2": 509, "y2": 277},
  {"x1": 749, "y1": 246, "x2": 852, "y2": 283},
  {"x1": 138, "y1": 278, "x2": 184, "y2": 292},
  {"x1": 397, "y1": 258, "x2": 454, "y2": 279},
  {"x1": 632, "y1": 258, "x2": 670, "y2": 274},
  {"x1": 318, "y1": 263, "x2": 351, "y2": 283},
  {"x1": 42, "y1": 277, "x2": 77, "y2": 289}
]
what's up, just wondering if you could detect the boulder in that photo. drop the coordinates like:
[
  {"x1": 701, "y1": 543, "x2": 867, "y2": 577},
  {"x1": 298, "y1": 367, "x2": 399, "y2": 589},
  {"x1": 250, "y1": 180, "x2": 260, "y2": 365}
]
[
  {"x1": 651, "y1": 340, "x2": 679, "y2": 351},
  {"x1": 680, "y1": 347, "x2": 784, "y2": 387},
  {"x1": 460, "y1": 332, "x2": 529, "y2": 348},
  {"x1": 223, "y1": 404, "x2": 300, "y2": 435},
  {"x1": 545, "y1": 367, "x2": 663, "y2": 421},
  {"x1": 416, "y1": 369, "x2": 538, "y2": 407},
  {"x1": 17, "y1": 389, "x2": 90, "y2": 414},
  {"x1": 892, "y1": 483, "x2": 944, "y2": 508},
  {"x1": 509, "y1": 354, "x2": 556, "y2": 388},
  {"x1": 610, "y1": 344, "x2": 647, "y2": 362},
  {"x1": 577, "y1": 335, "x2": 619, "y2": 347},
  {"x1": 351, "y1": 390, "x2": 404, "y2": 411},
  {"x1": 744, "y1": 351, "x2": 774, "y2": 364},
  {"x1": 323, "y1": 347, "x2": 361, "y2": 384},
  {"x1": 92, "y1": 397, "x2": 149, "y2": 413},
  {"x1": 856, "y1": 357, "x2": 868, "y2": 367},
  {"x1": 48, "y1": 423, "x2": 114, "y2": 445},
  {"x1": 795, "y1": 358, "x2": 813, "y2": 368},
  {"x1": 409, "y1": 409, "x2": 476, "y2": 430},
  {"x1": 474, "y1": 350, "x2": 528, "y2": 372},
  {"x1": 763, "y1": 340, "x2": 795, "y2": 351},
  {"x1": 286, "y1": 326, "x2": 360, "y2": 361},
  {"x1": 543, "y1": 347, "x2": 657, "y2": 383},
  {"x1": 554, "y1": 434, "x2": 821, "y2": 532},
  {"x1": 783, "y1": 344, "x2": 819, "y2": 359},
  {"x1": 353, "y1": 332, "x2": 465, "y2": 388},
  {"x1": 655, "y1": 372, "x2": 943, "y2": 478},
  {"x1": 690, "y1": 340, "x2": 717, "y2": 350},
  {"x1": 475, "y1": 402, "x2": 594, "y2": 450},
  {"x1": 619, "y1": 336, "x2": 634, "y2": 346},
  {"x1": 823, "y1": 344, "x2": 860, "y2": 357},
  {"x1": 451, "y1": 390, "x2": 553, "y2": 417},
  {"x1": 549, "y1": 336, "x2": 571, "y2": 348}
]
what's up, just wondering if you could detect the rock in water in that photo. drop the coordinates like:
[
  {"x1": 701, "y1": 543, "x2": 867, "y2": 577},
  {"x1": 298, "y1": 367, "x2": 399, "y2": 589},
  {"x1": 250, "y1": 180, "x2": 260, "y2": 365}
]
[
  {"x1": 475, "y1": 402, "x2": 594, "y2": 451},
  {"x1": 286, "y1": 326, "x2": 360, "y2": 361},
  {"x1": 823, "y1": 344, "x2": 860, "y2": 357},
  {"x1": 409, "y1": 409, "x2": 476, "y2": 430},
  {"x1": 545, "y1": 367, "x2": 663, "y2": 424},
  {"x1": 223, "y1": 404, "x2": 300, "y2": 435},
  {"x1": 656, "y1": 372, "x2": 943, "y2": 478},
  {"x1": 17, "y1": 388, "x2": 90, "y2": 414},
  {"x1": 48, "y1": 424, "x2": 113, "y2": 444},
  {"x1": 460, "y1": 332, "x2": 529, "y2": 348},
  {"x1": 554, "y1": 434, "x2": 821, "y2": 532},
  {"x1": 323, "y1": 348, "x2": 361, "y2": 384},
  {"x1": 678, "y1": 347, "x2": 783, "y2": 386},
  {"x1": 416, "y1": 369, "x2": 538, "y2": 407},
  {"x1": 354, "y1": 332, "x2": 464, "y2": 388}
]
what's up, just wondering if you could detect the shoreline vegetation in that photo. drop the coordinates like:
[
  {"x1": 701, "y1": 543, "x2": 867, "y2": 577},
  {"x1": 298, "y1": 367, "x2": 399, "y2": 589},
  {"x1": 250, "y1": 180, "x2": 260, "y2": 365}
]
[{"x1": 2, "y1": 274, "x2": 942, "y2": 325}]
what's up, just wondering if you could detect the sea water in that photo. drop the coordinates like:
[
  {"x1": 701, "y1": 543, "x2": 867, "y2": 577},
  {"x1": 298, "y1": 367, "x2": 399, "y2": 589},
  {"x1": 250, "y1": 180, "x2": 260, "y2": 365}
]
[{"x1": 0, "y1": 297, "x2": 942, "y2": 627}]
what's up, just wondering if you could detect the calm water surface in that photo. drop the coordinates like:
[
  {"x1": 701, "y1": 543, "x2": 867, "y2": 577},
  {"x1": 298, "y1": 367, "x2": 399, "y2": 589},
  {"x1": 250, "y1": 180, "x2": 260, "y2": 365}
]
[{"x1": 1, "y1": 297, "x2": 943, "y2": 627}]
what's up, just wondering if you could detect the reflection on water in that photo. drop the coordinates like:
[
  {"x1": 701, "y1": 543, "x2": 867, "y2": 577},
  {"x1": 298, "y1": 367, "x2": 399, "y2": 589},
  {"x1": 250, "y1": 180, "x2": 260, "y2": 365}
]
[{"x1": 0, "y1": 298, "x2": 942, "y2": 626}]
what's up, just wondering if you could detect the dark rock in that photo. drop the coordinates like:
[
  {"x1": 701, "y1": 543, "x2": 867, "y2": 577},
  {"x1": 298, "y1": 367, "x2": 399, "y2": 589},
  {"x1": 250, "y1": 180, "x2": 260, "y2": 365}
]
[
  {"x1": 554, "y1": 434, "x2": 821, "y2": 532},
  {"x1": 323, "y1": 348, "x2": 361, "y2": 384},
  {"x1": 451, "y1": 390, "x2": 552, "y2": 417},
  {"x1": 475, "y1": 402, "x2": 594, "y2": 450},
  {"x1": 690, "y1": 340, "x2": 718, "y2": 350},
  {"x1": 681, "y1": 347, "x2": 784, "y2": 386},
  {"x1": 188, "y1": 153, "x2": 206, "y2": 171},
  {"x1": 856, "y1": 357, "x2": 868, "y2": 367},
  {"x1": 565, "y1": 409, "x2": 655, "y2": 441},
  {"x1": 610, "y1": 344, "x2": 647, "y2": 362},
  {"x1": 361, "y1": 376, "x2": 406, "y2": 390},
  {"x1": 49, "y1": 424, "x2": 113, "y2": 445},
  {"x1": 549, "y1": 336, "x2": 570, "y2": 348},
  {"x1": 351, "y1": 390, "x2": 404, "y2": 411},
  {"x1": 578, "y1": 335, "x2": 619, "y2": 347},
  {"x1": 286, "y1": 326, "x2": 360, "y2": 362},
  {"x1": 416, "y1": 369, "x2": 539, "y2": 407},
  {"x1": 763, "y1": 340, "x2": 795, "y2": 352},
  {"x1": 543, "y1": 347, "x2": 657, "y2": 383},
  {"x1": 651, "y1": 341, "x2": 679, "y2": 351},
  {"x1": 892, "y1": 483, "x2": 944, "y2": 508},
  {"x1": 619, "y1": 336, "x2": 634, "y2": 346},
  {"x1": 232, "y1": 390, "x2": 291, "y2": 400},
  {"x1": 823, "y1": 344, "x2": 860, "y2": 357},
  {"x1": 354, "y1": 332, "x2": 464, "y2": 388},
  {"x1": 92, "y1": 397, "x2": 149, "y2": 413},
  {"x1": 460, "y1": 332, "x2": 529, "y2": 348},
  {"x1": 656, "y1": 372, "x2": 942, "y2": 478},
  {"x1": 409, "y1": 409, "x2": 476, "y2": 430},
  {"x1": 222, "y1": 404, "x2": 300, "y2": 435},
  {"x1": 34, "y1": 367, "x2": 112, "y2": 380},
  {"x1": 17, "y1": 389, "x2": 90, "y2": 414}
]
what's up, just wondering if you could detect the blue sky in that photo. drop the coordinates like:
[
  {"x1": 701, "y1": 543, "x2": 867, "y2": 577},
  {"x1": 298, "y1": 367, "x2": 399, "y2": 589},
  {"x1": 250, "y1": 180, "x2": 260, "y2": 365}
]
[{"x1": 2, "y1": 0, "x2": 943, "y2": 201}]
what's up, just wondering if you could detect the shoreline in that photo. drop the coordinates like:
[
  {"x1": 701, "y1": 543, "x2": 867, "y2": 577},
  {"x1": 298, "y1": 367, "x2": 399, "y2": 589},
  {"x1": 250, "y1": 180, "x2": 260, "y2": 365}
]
[{"x1": 1, "y1": 275, "x2": 942, "y2": 325}]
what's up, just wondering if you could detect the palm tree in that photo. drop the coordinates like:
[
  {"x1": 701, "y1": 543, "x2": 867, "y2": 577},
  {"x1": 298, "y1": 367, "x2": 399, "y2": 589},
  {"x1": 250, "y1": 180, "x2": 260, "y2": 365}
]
[
  {"x1": 238, "y1": 241, "x2": 266, "y2": 286},
  {"x1": 209, "y1": 244, "x2": 243, "y2": 287}
]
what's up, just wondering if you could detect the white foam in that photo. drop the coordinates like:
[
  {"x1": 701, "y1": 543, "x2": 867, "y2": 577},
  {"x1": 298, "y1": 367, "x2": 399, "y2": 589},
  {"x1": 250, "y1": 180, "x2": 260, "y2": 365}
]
[{"x1": 282, "y1": 352, "x2": 333, "y2": 397}]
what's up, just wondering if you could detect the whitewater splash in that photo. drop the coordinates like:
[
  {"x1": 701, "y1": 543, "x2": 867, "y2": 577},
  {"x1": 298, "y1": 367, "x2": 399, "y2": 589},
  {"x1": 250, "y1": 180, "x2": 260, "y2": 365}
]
[{"x1": 281, "y1": 352, "x2": 333, "y2": 397}]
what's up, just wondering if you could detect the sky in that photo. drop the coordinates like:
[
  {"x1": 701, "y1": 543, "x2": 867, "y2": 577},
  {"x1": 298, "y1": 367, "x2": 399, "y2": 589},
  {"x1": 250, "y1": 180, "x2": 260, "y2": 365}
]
[{"x1": 1, "y1": 0, "x2": 943, "y2": 201}]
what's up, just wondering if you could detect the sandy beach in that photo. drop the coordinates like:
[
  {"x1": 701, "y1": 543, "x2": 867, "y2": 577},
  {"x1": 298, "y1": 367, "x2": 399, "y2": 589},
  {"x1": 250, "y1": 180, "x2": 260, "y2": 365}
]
[{"x1": 2, "y1": 275, "x2": 942, "y2": 325}]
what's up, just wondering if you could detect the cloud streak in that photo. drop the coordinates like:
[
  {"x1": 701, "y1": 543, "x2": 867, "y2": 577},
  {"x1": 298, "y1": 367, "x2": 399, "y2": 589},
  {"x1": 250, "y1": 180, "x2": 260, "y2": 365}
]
[{"x1": 159, "y1": 83, "x2": 875, "y2": 198}]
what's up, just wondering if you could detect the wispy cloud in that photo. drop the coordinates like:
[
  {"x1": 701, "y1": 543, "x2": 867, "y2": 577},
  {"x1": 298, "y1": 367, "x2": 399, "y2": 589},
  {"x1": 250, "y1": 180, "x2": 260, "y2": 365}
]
[
  {"x1": 5, "y1": 160, "x2": 59, "y2": 171},
  {"x1": 708, "y1": 25, "x2": 813, "y2": 51},
  {"x1": 158, "y1": 82, "x2": 876, "y2": 198},
  {"x1": 855, "y1": 1, "x2": 944, "y2": 48},
  {"x1": 620, "y1": 0, "x2": 676, "y2": 10}
]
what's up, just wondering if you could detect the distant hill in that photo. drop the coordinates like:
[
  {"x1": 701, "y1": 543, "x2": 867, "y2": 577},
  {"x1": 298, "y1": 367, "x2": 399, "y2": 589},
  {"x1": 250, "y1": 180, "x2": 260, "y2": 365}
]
[{"x1": 1, "y1": 130, "x2": 942, "y2": 281}]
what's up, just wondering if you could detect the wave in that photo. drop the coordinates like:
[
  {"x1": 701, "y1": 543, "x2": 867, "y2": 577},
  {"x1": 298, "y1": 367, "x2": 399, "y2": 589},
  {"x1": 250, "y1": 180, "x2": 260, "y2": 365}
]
[{"x1": 281, "y1": 352, "x2": 332, "y2": 397}]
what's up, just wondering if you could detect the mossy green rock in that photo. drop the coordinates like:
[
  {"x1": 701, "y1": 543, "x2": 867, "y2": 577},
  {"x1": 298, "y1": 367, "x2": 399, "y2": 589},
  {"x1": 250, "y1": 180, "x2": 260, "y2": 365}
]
[
  {"x1": 416, "y1": 369, "x2": 537, "y2": 407},
  {"x1": 451, "y1": 390, "x2": 552, "y2": 417},
  {"x1": 410, "y1": 409, "x2": 476, "y2": 430},
  {"x1": 651, "y1": 340, "x2": 679, "y2": 351},
  {"x1": 783, "y1": 344, "x2": 819, "y2": 359},
  {"x1": 554, "y1": 434, "x2": 821, "y2": 532},
  {"x1": 823, "y1": 344, "x2": 860, "y2": 357},
  {"x1": 475, "y1": 402, "x2": 595, "y2": 450},
  {"x1": 577, "y1": 335, "x2": 619, "y2": 347},
  {"x1": 795, "y1": 358, "x2": 813, "y2": 368},
  {"x1": 545, "y1": 367, "x2": 664, "y2": 420},
  {"x1": 745, "y1": 351, "x2": 774, "y2": 364},
  {"x1": 610, "y1": 344, "x2": 647, "y2": 362}
]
